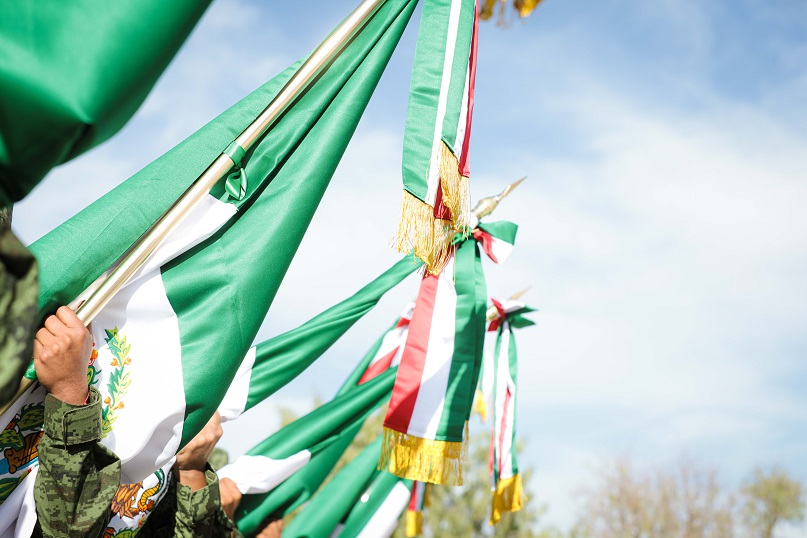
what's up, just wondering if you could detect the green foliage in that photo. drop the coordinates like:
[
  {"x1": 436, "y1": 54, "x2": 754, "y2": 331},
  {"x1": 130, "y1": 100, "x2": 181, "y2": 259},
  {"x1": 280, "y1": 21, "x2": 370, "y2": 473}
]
[
  {"x1": 102, "y1": 327, "x2": 133, "y2": 437},
  {"x1": 741, "y1": 467, "x2": 805, "y2": 538},
  {"x1": 0, "y1": 474, "x2": 26, "y2": 503},
  {"x1": 17, "y1": 403, "x2": 44, "y2": 431},
  {"x1": 0, "y1": 429, "x2": 23, "y2": 451}
]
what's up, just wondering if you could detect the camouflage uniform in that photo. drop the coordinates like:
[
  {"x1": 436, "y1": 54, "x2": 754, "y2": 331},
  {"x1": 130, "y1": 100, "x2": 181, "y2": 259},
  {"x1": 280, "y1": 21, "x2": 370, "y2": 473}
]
[
  {"x1": 32, "y1": 388, "x2": 121, "y2": 538},
  {"x1": 0, "y1": 206, "x2": 39, "y2": 405},
  {"x1": 140, "y1": 463, "x2": 236, "y2": 537},
  {"x1": 31, "y1": 388, "x2": 235, "y2": 537}
]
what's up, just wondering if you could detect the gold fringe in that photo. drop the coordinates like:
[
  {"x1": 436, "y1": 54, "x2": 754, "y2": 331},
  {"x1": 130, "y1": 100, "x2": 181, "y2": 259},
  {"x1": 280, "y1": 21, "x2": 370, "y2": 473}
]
[
  {"x1": 438, "y1": 141, "x2": 470, "y2": 233},
  {"x1": 514, "y1": 0, "x2": 544, "y2": 18},
  {"x1": 406, "y1": 510, "x2": 423, "y2": 537},
  {"x1": 473, "y1": 389, "x2": 488, "y2": 422},
  {"x1": 395, "y1": 142, "x2": 469, "y2": 275},
  {"x1": 378, "y1": 427, "x2": 466, "y2": 486},
  {"x1": 395, "y1": 191, "x2": 454, "y2": 275},
  {"x1": 489, "y1": 474, "x2": 525, "y2": 525}
]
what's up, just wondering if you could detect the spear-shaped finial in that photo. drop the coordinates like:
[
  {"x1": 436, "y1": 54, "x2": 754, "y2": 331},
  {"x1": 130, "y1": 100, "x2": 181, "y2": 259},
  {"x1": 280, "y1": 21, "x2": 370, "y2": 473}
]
[
  {"x1": 471, "y1": 177, "x2": 525, "y2": 220},
  {"x1": 486, "y1": 287, "x2": 531, "y2": 321}
]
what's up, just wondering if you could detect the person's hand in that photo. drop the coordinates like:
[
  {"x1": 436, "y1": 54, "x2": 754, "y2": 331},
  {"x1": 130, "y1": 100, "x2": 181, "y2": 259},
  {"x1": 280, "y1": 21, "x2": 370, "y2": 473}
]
[
  {"x1": 34, "y1": 306, "x2": 92, "y2": 405},
  {"x1": 219, "y1": 477, "x2": 242, "y2": 520},
  {"x1": 174, "y1": 411, "x2": 222, "y2": 491},
  {"x1": 256, "y1": 518, "x2": 283, "y2": 538}
]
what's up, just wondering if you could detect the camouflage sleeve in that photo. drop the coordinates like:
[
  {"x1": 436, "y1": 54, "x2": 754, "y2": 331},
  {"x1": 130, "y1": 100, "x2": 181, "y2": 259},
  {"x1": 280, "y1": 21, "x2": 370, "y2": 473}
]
[
  {"x1": 172, "y1": 464, "x2": 236, "y2": 537},
  {"x1": 33, "y1": 387, "x2": 121, "y2": 538}
]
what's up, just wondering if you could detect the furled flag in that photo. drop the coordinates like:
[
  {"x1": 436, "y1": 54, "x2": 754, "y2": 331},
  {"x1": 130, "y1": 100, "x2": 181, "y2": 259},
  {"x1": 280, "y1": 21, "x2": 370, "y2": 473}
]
[
  {"x1": 487, "y1": 297, "x2": 535, "y2": 524},
  {"x1": 231, "y1": 306, "x2": 413, "y2": 536},
  {"x1": 406, "y1": 481, "x2": 430, "y2": 537},
  {"x1": 0, "y1": 1, "x2": 212, "y2": 205},
  {"x1": 219, "y1": 372, "x2": 395, "y2": 510},
  {"x1": 381, "y1": 220, "x2": 518, "y2": 486},
  {"x1": 218, "y1": 260, "x2": 419, "y2": 421},
  {"x1": 396, "y1": 0, "x2": 480, "y2": 274},
  {"x1": 283, "y1": 437, "x2": 385, "y2": 538},
  {"x1": 0, "y1": 1, "x2": 418, "y2": 534},
  {"x1": 357, "y1": 303, "x2": 415, "y2": 385},
  {"x1": 338, "y1": 473, "x2": 413, "y2": 538}
]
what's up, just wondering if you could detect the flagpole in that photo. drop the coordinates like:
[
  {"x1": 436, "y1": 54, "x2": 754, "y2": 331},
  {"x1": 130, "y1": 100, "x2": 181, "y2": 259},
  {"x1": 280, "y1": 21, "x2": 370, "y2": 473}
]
[
  {"x1": 0, "y1": 0, "x2": 389, "y2": 415},
  {"x1": 74, "y1": 0, "x2": 388, "y2": 326},
  {"x1": 486, "y1": 288, "x2": 531, "y2": 321}
]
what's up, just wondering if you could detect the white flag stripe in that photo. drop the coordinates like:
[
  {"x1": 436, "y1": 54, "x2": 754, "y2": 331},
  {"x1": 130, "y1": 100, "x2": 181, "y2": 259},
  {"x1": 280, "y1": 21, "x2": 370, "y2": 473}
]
[
  {"x1": 425, "y1": 0, "x2": 465, "y2": 206},
  {"x1": 408, "y1": 254, "x2": 457, "y2": 438},
  {"x1": 218, "y1": 345, "x2": 257, "y2": 422},
  {"x1": 0, "y1": 466, "x2": 35, "y2": 538},
  {"x1": 354, "y1": 481, "x2": 411, "y2": 538},
  {"x1": 493, "y1": 324, "x2": 508, "y2": 476},
  {"x1": 488, "y1": 237, "x2": 514, "y2": 265},
  {"x1": 218, "y1": 451, "x2": 311, "y2": 495}
]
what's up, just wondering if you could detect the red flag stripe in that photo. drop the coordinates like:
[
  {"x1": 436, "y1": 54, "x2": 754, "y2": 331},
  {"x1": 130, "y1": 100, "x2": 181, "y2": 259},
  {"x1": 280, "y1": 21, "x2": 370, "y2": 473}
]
[
  {"x1": 458, "y1": 0, "x2": 479, "y2": 177},
  {"x1": 384, "y1": 273, "x2": 440, "y2": 432},
  {"x1": 358, "y1": 347, "x2": 400, "y2": 385}
]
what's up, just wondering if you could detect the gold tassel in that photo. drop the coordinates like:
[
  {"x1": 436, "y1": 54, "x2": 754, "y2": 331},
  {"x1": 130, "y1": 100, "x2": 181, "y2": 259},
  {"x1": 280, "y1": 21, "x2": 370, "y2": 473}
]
[
  {"x1": 406, "y1": 510, "x2": 423, "y2": 537},
  {"x1": 479, "y1": 0, "x2": 497, "y2": 20},
  {"x1": 395, "y1": 142, "x2": 470, "y2": 275},
  {"x1": 378, "y1": 427, "x2": 466, "y2": 486},
  {"x1": 395, "y1": 192, "x2": 455, "y2": 276},
  {"x1": 437, "y1": 141, "x2": 470, "y2": 233},
  {"x1": 489, "y1": 473, "x2": 525, "y2": 525},
  {"x1": 473, "y1": 389, "x2": 488, "y2": 422},
  {"x1": 514, "y1": 0, "x2": 543, "y2": 18}
]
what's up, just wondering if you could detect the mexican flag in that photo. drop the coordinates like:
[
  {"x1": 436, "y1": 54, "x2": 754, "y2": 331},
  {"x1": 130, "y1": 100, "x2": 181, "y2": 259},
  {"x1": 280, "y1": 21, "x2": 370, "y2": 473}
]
[
  {"x1": 395, "y1": 0, "x2": 480, "y2": 274},
  {"x1": 406, "y1": 481, "x2": 429, "y2": 537},
  {"x1": 220, "y1": 371, "x2": 395, "y2": 504},
  {"x1": 380, "y1": 221, "x2": 516, "y2": 486},
  {"x1": 338, "y1": 472, "x2": 412, "y2": 538},
  {"x1": 0, "y1": 1, "x2": 418, "y2": 534},
  {"x1": 282, "y1": 437, "x2": 385, "y2": 538},
  {"x1": 487, "y1": 298, "x2": 535, "y2": 524},
  {"x1": 218, "y1": 260, "x2": 419, "y2": 422},
  {"x1": 231, "y1": 301, "x2": 416, "y2": 535},
  {"x1": 0, "y1": 1, "x2": 211, "y2": 205}
]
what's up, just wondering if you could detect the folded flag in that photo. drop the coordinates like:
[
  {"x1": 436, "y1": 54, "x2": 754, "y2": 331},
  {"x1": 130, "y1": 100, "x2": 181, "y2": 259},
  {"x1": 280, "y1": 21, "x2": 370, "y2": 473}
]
[
  {"x1": 0, "y1": 1, "x2": 211, "y2": 205},
  {"x1": 381, "y1": 220, "x2": 517, "y2": 486},
  {"x1": 396, "y1": 0, "x2": 480, "y2": 274},
  {"x1": 487, "y1": 298, "x2": 535, "y2": 524},
  {"x1": 358, "y1": 303, "x2": 415, "y2": 385},
  {"x1": 220, "y1": 371, "x2": 394, "y2": 500},
  {"x1": 232, "y1": 306, "x2": 412, "y2": 536},
  {"x1": 218, "y1": 259, "x2": 419, "y2": 422},
  {"x1": 0, "y1": 1, "x2": 417, "y2": 534},
  {"x1": 338, "y1": 472, "x2": 413, "y2": 538},
  {"x1": 283, "y1": 437, "x2": 385, "y2": 538}
]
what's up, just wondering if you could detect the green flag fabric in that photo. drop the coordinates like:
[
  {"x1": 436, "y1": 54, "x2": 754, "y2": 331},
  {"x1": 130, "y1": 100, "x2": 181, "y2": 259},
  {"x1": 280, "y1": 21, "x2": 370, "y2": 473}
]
[
  {"x1": 0, "y1": 1, "x2": 212, "y2": 205},
  {"x1": 283, "y1": 437, "x2": 385, "y2": 538},
  {"x1": 218, "y1": 257, "x2": 420, "y2": 421},
  {"x1": 0, "y1": 2, "x2": 418, "y2": 535},
  {"x1": 230, "y1": 306, "x2": 413, "y2": 536},
  {"x1": 338, "y1": 472, "x2": 412, "y2": 538}
]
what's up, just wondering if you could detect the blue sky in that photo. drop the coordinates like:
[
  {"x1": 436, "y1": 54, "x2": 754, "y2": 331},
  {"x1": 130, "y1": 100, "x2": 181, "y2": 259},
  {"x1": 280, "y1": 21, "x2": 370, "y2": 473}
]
[{"x1": 14, "y1": 0, "x2": 807, "y2": 532}]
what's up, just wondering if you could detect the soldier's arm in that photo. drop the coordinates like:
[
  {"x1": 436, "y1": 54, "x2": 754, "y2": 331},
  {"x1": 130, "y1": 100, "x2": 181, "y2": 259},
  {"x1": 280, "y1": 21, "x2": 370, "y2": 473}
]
[
  {"x1": 33, "y1": 388, "x2": 122, "y2": 537},
  {"x1": 32, "y1": 307, "x2": 122, "y2": 538},
  {"x1": 171, "y1": 412, "x2": 236, "y2": 537},
  {"x1": 172, "y1": 464, "x2": 236, "y2": 537}
]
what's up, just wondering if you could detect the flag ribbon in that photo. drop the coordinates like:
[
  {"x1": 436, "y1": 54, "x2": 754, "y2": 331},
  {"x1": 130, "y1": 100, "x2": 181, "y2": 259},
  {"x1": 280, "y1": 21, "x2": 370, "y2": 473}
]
[
  {"x1": 380, "y1": 220, "x2": 517, "y2": 486},
  {"x1": 488, "y1": 299, "x2": 534, "y2": 524},
  {"x1": 396, "y1": 0, "x2": 479, "y2": 274}
]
